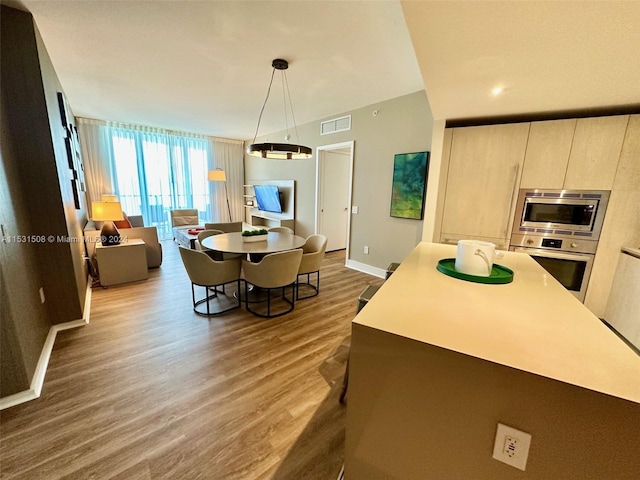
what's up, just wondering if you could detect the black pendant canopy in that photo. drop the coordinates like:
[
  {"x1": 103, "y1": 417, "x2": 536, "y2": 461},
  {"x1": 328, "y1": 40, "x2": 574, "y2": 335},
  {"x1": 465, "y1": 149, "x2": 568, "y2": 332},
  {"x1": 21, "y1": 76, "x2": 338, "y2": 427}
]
[{"x1": 247, "y1": 59, "x2": 312, "y2": 160}]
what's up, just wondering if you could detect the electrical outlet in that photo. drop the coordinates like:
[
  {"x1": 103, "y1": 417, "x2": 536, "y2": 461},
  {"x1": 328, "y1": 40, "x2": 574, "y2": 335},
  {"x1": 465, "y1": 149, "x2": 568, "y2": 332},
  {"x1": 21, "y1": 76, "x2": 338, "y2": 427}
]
[
  {"x1": 363, "y1": 246, "x2": 369, "y2": 254},
  {"x1": 351, "y1": 206, "x2": 359, "y2": 214},
  {"x1": 504, "y1": 435, "x2": 518, "y2": 457},
  {"x1": 492, "y1": 423, "x2": 531, "y2": 471}
]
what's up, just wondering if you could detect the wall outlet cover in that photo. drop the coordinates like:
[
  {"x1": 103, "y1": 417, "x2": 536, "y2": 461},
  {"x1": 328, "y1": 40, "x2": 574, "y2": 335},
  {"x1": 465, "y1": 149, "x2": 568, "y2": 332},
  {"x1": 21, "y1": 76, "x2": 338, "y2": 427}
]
[{"x1": 492, "y1": 423, "x2": 532, "y2": 471}]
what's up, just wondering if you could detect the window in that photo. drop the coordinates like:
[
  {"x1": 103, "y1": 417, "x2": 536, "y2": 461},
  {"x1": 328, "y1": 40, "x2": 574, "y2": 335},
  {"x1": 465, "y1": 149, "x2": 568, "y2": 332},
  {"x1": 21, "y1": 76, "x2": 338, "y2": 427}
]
[{"x1": 110, "y1": 127, "x2": 211, "y2": 239}]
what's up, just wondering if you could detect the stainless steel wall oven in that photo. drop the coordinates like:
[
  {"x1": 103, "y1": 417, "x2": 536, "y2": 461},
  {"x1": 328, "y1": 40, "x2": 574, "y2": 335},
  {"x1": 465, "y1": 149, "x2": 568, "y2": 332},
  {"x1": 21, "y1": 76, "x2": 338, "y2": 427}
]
[{"x1": 510, "y1": 189, "x2": 610, "y2": 302}]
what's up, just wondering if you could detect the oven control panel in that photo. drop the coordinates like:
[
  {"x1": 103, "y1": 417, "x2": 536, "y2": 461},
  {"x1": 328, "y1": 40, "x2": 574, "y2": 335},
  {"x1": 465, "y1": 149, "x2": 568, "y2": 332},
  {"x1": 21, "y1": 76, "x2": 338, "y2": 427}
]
[
  {"x1": 541, "y1": 238, "x2": 563, "y2": 249},
  {"x1": 511, "y1": 234, "x2": 598, "y2": 254}
]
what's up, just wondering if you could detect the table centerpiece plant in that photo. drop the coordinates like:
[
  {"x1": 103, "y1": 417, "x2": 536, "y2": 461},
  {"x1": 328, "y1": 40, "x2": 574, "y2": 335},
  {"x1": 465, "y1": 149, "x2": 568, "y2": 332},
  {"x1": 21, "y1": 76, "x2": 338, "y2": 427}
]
[{"x1": 241, "y1": 228, "x2": 268, "y2": 243}]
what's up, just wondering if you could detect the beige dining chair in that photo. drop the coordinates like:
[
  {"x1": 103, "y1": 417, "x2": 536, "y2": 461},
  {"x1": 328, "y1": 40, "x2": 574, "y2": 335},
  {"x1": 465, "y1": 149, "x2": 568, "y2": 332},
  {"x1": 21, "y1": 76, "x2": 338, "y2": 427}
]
[
  {"x1": 296, "y1": 234, "x2": 328, "y2": 300},
  {"x1": 195, "y1": 229, "x2": 225, "y2": 260},
  {"x1": 178, "y1": 246, "x2": 242, "y2": 316},
  {"x1": 242, "y1": 249, "x2": 303, "y2": 318},
  {"x1": 268, "y1": 226, "x2": 294, "y2": 234},
  {"x1": 204, "y1": 221, "x2": 243, "y2": 233}
]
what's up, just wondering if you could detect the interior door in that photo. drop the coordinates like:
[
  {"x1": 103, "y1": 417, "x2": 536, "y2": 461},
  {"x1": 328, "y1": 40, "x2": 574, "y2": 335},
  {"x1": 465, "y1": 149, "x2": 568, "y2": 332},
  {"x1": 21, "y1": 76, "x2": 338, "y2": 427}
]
[{"x1": 318, "y1": 145, "x2": 352, "y2": 252}]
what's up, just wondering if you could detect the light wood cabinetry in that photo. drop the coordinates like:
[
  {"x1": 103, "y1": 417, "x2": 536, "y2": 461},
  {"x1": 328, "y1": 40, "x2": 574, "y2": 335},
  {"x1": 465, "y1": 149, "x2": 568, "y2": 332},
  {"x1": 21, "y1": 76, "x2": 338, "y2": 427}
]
[
  {"x1": 564, "y1": 115, "x2": 629, "y2": 190},
  {"x1": 584, "y1": 115, "x2": 640, "y2": 316},
  {"x1": 613, "y1": 114, "x2": 640, "y2": 191},
  {"x1": 440, "y1": 123, "x2": 530, "y2": 248},
  {"x1": 436, "y1": 114, "x2": 636, "y2": 317},
  {"x1": 520, "y1": 119, "x2": 576, "y2": 189},
  {"x1": 520, "y1": 115, "x2": 629, "y2": 191},
  {"x1": 604, "y1": 249, "x2": 640, "y2": 350}
]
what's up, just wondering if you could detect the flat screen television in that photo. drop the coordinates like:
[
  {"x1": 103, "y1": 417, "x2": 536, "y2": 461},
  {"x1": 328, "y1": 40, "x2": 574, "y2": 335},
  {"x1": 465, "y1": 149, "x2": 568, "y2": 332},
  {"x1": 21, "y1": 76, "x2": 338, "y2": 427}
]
[{"x1": 253, "y1": 184, "x2": 283, "y2": 214}]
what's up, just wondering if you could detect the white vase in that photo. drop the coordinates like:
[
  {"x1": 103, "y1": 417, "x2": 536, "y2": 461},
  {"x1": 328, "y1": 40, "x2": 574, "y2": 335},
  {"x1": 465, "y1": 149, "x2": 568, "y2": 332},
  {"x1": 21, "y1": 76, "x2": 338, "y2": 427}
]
[{"x1": 242, "y1": 234, "x2": 268, "y2": 243}]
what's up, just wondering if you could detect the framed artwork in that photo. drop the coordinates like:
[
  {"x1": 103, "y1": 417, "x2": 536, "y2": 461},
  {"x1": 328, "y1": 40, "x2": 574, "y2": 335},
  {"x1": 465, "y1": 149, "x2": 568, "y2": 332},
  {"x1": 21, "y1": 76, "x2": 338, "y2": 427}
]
[
  {"x1": 56, "y1": 92, "x2": 70, "y2": 129},
  {"x1": 71, "y1": 179, "x2": 81, "y2": 209},
  {"x1": 64, "y1": 135, "x2": 75, "y2": 169},
  {"x1": 58, "y1": 91, "x2": 86, "y2": 207},
  {"x1": 390, "y1": 151, "x2": 430, "y2": 220}
]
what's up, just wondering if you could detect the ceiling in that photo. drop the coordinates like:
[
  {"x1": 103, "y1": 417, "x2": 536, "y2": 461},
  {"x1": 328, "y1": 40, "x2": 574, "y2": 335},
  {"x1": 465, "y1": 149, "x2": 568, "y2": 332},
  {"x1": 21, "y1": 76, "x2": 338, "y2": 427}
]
[
  {"x1": 6, "y1": 1, "x2": 640, "y2": 141},
  {"x1": 402, "y1": 1, "x2": 640, "y2": 121},
  {"x1": 8, "y1": 0, "x2": 425, "y2": 140}
]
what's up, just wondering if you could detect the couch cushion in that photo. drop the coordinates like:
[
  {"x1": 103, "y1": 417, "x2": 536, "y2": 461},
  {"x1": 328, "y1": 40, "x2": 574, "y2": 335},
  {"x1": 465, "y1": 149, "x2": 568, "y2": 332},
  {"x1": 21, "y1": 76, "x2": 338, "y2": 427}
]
[
  {"x1": 170, "y1": 209, "x2": 199, "y2": 227},
  {"x1": 113, "y1": 212, "x2": 132, "y2": 229},
  {"x1": 172, "y1": 215, "x2": 199, "y2": 226}
]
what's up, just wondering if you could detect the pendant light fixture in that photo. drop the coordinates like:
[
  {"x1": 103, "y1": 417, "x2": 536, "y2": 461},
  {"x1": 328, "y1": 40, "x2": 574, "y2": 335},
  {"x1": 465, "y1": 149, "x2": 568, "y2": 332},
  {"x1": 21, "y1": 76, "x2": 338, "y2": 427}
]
[{"x1": 247, "y1": 59, "x2": 312, "y2": 160}]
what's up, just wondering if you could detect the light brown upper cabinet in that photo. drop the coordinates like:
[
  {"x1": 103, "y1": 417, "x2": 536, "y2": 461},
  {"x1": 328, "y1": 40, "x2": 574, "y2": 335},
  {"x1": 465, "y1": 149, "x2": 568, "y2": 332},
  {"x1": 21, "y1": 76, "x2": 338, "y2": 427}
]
[
  {"x1": 440, "y1": 123, "x2": 530, "y2": 248},
  {"x1": 612, "y1": 114, "x2": 640, "y2": 192},
  {"x1": 520, "y1": 119, "x2": 576, "y2": 189},
  {"x1": 564, "y1": 115, "x2": 629, "y2": 190}
]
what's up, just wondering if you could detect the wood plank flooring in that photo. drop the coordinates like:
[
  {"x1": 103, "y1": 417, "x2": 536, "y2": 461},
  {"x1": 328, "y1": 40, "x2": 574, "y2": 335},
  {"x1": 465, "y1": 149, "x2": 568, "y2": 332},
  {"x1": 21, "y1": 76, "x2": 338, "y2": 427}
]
[{"x1": 0, "y1": 242, "x2": 383, "y2": 480}]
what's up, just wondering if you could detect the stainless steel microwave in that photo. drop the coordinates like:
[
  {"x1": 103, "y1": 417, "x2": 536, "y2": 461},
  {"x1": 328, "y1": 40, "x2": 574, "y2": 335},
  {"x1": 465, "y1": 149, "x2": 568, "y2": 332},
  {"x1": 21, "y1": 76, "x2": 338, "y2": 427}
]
[{"x1": 512, "y1": 189, "x2": 610, "y2": 240}]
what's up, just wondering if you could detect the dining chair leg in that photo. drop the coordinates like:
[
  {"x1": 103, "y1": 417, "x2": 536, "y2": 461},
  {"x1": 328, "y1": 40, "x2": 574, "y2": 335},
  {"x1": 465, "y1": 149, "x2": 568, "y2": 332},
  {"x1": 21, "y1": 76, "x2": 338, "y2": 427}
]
[{"x1": 206, "y1": 285, "x2": 210, "y2": 316}]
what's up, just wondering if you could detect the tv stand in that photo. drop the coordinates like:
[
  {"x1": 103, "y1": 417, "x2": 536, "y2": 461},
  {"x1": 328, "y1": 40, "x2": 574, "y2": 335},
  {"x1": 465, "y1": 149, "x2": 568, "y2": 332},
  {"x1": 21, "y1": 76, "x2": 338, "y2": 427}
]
[
  {"x1": 244, "y1": 180, "x2": 295, "y2": 232},
  {"x1": 250, "y1": 212, "x2": 295, "y2": 231}
]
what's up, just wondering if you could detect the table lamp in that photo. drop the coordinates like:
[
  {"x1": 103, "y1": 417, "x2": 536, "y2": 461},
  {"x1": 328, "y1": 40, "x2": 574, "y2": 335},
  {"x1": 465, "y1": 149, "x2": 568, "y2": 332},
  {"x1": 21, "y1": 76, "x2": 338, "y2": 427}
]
[
  {"x1": 92, "y1": 201, "x2": 124, "y2": 246},
  {"x1": 208, "y1": 169, "x2": 232, "y2": 222}
]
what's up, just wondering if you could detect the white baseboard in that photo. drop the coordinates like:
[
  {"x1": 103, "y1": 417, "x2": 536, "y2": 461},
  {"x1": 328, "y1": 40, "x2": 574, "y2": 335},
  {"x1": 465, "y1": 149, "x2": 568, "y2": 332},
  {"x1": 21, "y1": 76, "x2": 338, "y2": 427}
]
[
  {"x1": 345, "y1": 259, "x2": 386, "y2": 279},
  {"x1": 0, "y1": 276, "x2": 92, "y2": 410}
]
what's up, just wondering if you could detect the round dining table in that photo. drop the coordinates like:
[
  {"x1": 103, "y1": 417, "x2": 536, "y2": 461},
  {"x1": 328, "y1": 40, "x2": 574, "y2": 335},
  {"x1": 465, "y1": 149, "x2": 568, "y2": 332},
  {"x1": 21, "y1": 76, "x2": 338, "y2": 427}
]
[
  {"x1": 200, "y1": 231, "x2": 306, "y2": 256},
  {"x1": 201, "y1": 231, "x2": 306, "y2": 303}
]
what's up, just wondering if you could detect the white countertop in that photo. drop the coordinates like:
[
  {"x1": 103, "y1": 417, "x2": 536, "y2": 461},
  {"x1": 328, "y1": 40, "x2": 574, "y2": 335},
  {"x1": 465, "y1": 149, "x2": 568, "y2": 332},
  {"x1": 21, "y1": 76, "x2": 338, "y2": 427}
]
[{"x1": 354, "y1": 242, "x2": 640, "y2": 404}]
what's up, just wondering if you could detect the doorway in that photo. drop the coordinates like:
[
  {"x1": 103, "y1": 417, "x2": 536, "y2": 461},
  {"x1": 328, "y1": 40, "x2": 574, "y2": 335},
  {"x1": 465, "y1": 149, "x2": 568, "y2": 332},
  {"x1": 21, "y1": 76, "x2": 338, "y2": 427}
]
[{"x1": 316, "y1": 141, "x2": 354, "y2": 257}]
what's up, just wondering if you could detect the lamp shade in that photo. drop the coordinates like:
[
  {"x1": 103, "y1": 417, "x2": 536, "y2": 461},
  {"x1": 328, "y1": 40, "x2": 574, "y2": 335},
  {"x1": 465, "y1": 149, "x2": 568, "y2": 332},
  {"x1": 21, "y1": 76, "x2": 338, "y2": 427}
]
[
  {"x1": 208, "y1": 170, "x2": 227, "y2": 182},
  {"x1": 92, "y1": 201, "x2": 124, "y2": 221},
  {"x1": 101, "y1": 194, "x2": 118, "y2": 202}
]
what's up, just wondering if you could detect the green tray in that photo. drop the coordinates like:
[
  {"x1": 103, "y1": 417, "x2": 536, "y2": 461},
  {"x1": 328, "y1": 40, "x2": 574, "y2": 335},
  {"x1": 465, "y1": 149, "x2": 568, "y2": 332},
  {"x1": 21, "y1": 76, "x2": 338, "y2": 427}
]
[{"x1": 436, "y1": 258, "x2": 514, "y2": 284}]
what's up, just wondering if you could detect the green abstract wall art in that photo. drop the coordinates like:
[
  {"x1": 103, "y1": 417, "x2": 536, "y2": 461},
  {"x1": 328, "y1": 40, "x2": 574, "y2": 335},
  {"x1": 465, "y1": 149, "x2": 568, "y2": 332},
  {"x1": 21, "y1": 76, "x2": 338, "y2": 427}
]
[{"x1": 390, "y1": 151, "x2": 430, "y2": 220}]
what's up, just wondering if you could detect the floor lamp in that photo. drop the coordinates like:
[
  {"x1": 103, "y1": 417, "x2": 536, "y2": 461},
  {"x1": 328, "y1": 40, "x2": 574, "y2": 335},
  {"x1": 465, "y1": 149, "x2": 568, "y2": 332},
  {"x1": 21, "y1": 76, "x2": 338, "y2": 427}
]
[{"x1": 208, "y1": 169, "x2": 232, "y2": 222}]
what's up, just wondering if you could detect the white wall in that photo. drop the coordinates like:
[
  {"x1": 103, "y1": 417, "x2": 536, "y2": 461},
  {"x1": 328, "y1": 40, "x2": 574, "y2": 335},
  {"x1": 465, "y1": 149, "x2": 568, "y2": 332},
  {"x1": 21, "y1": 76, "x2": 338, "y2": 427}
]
[{"x1": 244, "y1": 90, "x2": 434, "y2": 272}]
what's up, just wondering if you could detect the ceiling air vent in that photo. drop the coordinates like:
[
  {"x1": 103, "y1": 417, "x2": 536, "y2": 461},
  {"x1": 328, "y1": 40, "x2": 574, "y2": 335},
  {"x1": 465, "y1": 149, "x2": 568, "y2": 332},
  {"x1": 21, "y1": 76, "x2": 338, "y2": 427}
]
[{"x1": 321, "y1": 115, "x2": 351, "y2": 136}]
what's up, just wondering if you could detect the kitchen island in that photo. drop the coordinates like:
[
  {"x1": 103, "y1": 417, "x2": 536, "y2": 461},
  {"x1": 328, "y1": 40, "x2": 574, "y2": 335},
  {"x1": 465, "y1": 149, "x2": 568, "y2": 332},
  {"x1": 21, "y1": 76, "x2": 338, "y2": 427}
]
[{"x1": 345, "y1": 242, "x2": 640, "y2": 479}]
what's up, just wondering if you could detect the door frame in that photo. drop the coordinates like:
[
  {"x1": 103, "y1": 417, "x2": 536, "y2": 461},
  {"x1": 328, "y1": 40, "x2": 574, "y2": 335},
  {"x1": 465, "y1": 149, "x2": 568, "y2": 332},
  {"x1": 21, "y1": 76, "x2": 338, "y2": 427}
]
[{"x1": 315, "y1": 141, "x2": 354, "y2": 262}]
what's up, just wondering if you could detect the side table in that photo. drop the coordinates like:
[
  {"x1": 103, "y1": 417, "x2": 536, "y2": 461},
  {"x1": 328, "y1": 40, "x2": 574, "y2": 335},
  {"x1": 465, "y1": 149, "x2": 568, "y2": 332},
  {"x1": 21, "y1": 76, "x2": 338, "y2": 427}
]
[{"x1": 96, "y1": 239, "x2": 148, "y2": 286}]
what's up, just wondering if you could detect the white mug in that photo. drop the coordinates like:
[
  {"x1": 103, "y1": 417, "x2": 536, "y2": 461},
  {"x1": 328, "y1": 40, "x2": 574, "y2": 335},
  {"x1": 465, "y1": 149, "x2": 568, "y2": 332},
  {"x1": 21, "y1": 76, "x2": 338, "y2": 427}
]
[{"x1": 455, "y1": 240, "x2": 497, "y2": 277}]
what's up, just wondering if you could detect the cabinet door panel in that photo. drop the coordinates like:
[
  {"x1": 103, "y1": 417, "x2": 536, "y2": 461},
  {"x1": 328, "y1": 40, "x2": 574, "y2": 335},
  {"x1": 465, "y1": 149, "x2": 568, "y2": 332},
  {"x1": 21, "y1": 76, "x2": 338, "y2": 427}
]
[
  {"x1": 564, "y1": 115, "x2": 629, "y2": 190},
  {"x1": 441, "y1": 123, "x2": 529, "y2": 242},
  {"x1": 521, "y1": 119, "x2": 576, "y2": 189},
  {"x1": 613, "y1": 114, "x2": 640, "y2": 191},
  {"x1": 584, "y1": 190, "x2": 640, "y2": 317}
]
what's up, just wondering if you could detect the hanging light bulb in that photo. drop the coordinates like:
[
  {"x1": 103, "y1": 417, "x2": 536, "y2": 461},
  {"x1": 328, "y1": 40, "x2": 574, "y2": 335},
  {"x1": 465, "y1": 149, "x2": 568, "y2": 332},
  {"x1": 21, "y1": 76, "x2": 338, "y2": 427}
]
[{"x1": 247, "y1": 59, "x2": 312, "y2": 160}]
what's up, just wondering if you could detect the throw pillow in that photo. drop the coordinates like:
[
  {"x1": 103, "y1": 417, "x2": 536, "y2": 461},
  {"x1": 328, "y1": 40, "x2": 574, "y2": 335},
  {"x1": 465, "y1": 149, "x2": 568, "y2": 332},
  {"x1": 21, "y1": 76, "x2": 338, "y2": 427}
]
[{"x1": 113, "y1": 212, "x2": 132, "y2": 229}]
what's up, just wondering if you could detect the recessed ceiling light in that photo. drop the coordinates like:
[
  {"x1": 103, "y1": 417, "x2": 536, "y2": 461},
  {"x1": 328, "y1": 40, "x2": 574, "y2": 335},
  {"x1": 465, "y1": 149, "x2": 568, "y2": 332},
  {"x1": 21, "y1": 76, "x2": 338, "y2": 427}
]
[{"x1": 491, "y1": 86, "x2": 505, "y2": 96}]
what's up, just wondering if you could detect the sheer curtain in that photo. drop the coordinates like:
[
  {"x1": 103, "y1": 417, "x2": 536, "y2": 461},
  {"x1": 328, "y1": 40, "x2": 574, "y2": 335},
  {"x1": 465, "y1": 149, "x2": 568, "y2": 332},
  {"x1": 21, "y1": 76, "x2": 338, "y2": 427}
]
[
  {"x1": 209, "y1": 139, "x2": 245, "y2": 223},
  {"x1": 77, "y1": 118, "x2": 245, "y2": 239},
  {"x1": 77, "y1": 118, "x2": 116, "y2": 209}
]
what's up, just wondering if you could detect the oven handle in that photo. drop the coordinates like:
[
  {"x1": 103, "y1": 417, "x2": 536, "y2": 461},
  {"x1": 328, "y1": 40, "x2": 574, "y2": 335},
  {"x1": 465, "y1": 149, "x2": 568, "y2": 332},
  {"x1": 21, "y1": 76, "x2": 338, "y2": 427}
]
[
  {"x1": 504, "y1": 164, "x2": 520, "y2": 238},
  {"x1": 511, "y1": 247, "x2": 593, "y2": 262}
]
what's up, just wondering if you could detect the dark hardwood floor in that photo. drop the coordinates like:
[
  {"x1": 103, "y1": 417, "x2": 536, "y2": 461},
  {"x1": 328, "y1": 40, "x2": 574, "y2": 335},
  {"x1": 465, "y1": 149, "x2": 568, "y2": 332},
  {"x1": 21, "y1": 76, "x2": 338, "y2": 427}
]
[{"x1": 0, "y1": 242, "x2": 383, "y2": 479}]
